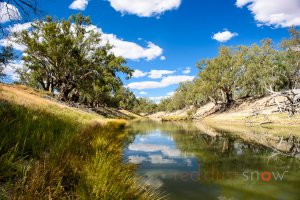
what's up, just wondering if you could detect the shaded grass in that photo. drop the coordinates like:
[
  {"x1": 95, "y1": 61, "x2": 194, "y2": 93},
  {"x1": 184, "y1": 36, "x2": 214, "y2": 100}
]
[{"x1": 0, "y1": 100, "x2": 161, "y2": 199}]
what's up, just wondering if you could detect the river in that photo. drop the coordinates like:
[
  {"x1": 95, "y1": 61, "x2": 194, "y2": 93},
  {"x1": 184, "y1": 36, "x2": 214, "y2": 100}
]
[{"x1": 123, "y1": 120, "x2": 300, "y2": 200}]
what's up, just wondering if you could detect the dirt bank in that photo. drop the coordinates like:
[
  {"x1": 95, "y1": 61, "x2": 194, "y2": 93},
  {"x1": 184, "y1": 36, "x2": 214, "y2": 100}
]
[
  {"x1": 148, "y1": 95, "x2": 300, "y2": 126},
  {"x1": 0, "y1": 83, "x2": 141, "y2": 120}
]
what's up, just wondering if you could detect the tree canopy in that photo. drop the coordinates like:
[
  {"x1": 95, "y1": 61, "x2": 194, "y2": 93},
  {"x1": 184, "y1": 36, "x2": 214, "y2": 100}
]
[
  {"x1": 16, "y1": 14, "x2": 133, "y2": 108},
  {"x1": 0, "y1": 46, "x2": 14, "y2": 80},
  {"x1": 156, "y1": 27, "x2": 300, "y2": 112}
]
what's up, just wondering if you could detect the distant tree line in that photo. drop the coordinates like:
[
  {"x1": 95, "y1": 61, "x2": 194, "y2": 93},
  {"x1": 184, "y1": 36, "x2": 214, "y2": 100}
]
[
  {"x1": 153, "y1": 28, "x2": 300, "y2": 113},
  {"x1": 132, "y1": 98, "x2": 157, "y2": 114}
]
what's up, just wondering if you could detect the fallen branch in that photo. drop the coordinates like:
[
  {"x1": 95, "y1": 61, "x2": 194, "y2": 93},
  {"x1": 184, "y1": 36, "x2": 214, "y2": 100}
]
[{"x1": 266, "y1": 86, "x2": 300, "y2": 116}]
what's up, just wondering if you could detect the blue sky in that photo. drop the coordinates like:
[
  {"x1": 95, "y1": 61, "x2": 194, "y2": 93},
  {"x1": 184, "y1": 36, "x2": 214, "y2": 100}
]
[{"x1": 1, "y1": 0, "x2": 300, "y2": 102}]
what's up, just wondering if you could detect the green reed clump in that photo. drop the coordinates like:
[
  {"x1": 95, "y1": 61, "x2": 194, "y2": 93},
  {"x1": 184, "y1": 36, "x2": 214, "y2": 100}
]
[{"x1": 0, "y1": 100, "x2": 161, "y2": 199}]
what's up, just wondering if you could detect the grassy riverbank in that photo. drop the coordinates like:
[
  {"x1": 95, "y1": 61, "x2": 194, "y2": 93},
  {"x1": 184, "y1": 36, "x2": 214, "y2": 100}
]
[{"x1": 0, "y1": 84, "x2": 159, "y2": 199}]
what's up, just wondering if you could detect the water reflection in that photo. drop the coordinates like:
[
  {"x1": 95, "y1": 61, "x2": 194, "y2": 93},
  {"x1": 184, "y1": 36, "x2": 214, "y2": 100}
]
[{"x1": 124, "y1": 120, "x2": 300, "y2": 200}]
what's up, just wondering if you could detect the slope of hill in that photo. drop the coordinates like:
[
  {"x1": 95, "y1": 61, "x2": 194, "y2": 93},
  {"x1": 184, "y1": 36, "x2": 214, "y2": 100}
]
[
  {"x1": 0, "y1": 84, "x2": 141, "y2": 120},
  {"x1": 0, "y1": 84, "x2": 155, "y2": 200}
]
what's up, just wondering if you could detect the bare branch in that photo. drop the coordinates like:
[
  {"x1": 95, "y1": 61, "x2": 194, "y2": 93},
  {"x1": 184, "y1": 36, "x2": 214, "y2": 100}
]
[{"x1": 0, "y1": 0, "x2": 42, "y2": 37}]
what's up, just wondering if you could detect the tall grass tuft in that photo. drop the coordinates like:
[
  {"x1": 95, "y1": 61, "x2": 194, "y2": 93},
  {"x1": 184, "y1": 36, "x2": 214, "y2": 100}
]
[{"x1": 0, "y1": 100, "x2": 161, "y2": 199}]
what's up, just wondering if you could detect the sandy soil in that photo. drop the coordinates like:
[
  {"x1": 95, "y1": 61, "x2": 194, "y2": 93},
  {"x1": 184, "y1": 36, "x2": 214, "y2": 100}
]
[{"x1": 148, "y1": 95, "x2": 300, "y2": 125}]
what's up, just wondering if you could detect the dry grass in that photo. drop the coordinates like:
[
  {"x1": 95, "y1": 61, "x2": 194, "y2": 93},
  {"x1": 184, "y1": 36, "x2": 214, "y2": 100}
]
[
  {"x1": 0, "y1": 83, "x2": 107, "y2": 124},
  {"x1": 0, "y1": 83, "x2": 160, "y2": 200},
  {"x1": 119, "y1": 109, "x2": 142, "y2": 119}
]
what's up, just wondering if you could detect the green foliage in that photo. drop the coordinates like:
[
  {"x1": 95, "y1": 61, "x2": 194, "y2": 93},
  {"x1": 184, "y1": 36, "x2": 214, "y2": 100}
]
[
  {"x1": 156, "y1": 81, "x2": 205, "y2": 112},
  {"x1": 157, "y1": 28, "x2": 300, "y2": 112},
  {"x1": 113, "y1": 87, "x2": 137, "y2": 110},
  {"x1": 0, "y1": 46, "x2": 14, "y2": 80},
  {"x1": 0, "y1": 100, "x2": 157, "y2": 199},
  {"x1": 281, "y1": 27, "x2": 300, "y2": 89},
  {"x1": 133, "y1": 98, "x2": 157, "y2": 114},
  {"x1": 157, "y1": 98, "x2": 173, "y2": 112},
  {"x1": 15, "y1": 14, "x2": 133, "y2": 108},
  {"x1": 198, "y1": 46, "x2": 239, "y2": 104}
]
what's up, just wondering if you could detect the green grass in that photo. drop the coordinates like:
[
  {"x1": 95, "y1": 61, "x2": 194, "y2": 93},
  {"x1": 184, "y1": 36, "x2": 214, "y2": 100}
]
[{"x1": 0, "y1": 100, "x2": 161, "y2": 199}]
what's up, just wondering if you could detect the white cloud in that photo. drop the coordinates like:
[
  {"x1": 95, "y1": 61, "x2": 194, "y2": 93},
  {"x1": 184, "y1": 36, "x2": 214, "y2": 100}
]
[
  {"x1": 127, "y1": 154, "x2": 176, "y2": 164},
  {"x1": 0, "y1": 23, "x2": 31, "y2": 52},
  {"x1": 161, "y1": 75, "x2": 194, "y2": 85},
  {"x1": 128, "y1": 156, "x2": 147, "y2": 164},
  {"x1": 149, "y1": 91, "x2": 174, "y2": 103},
  {"x1": 149, "y1": 96, "x2": 168, "y2": 102},
  {"x1": 0, "y1": 2, "x2": 21, "y2": 23},
  {"x1": 132, "y1": 69, "x2": 176, "y2": 79},
  {"x1": 236, "y1": 0, "x2": 252, "y2": 7},
  {"x1": 160, "y1": 55, "x2": 166, "y2": 60},
  {"x1": 128, "y1": 143, "x2": 181, "y2": 157},
  {"x1": 182, "y1": 67, "x2": 191, "y2": 74},
  {"x1": 212, "y1": 30, "x2": 238, "y2": 42},
  {"x1": 235, "y1": 0, "x2": 300, "y2": 27},
  {"x1": 128, "y1": 81, "x2": 163, "y2": 90},
  {"x1": 100, "y1": 32, "x2": 163, "y2": 60},
  {"x1": 139, "y1": 91, "x2": 147, "y2": 95},
  {"x1": 1, "y1": 23, "x2": 164, "y2": 61},
  {"x1": 6, "y1": 22, "x2": 31, "y2": 33},
  {"x1": 69, "y1": 0, "x2": 89, "y2": 11},
  {"x1": 148, "y1": 70, "x2": 175, "y2": 79},
  {"x1": 132, "y1": 70, "x2": 148, "y2": 78},
  {"x1": 108, "y1": 0, "x2": 181, "y2": 17},
  {"x1": 149, "y1": 155, "x2": 176, "y2": 164},
  {"x1": 0, "y1": 36, "x2": 26, "y2": 51},
  {"x1": 166, "y1": 91, "x2": 175, "y2": 96},
  {"x1": 127, "y1": 75, "x2": 194, "y2": 90},
  {"x1": 3, "y1": 60, "x2": 24, "y2": 81}
]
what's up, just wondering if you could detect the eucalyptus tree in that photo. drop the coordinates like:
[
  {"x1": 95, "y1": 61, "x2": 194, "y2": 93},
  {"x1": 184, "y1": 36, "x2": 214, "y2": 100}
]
[
  {"x1": 157, "y1": 98, "x2": 173, "y2": 112},
  {"x1": 133, "y1": 98, "x2": 157, "y2": 114},
  {"x1": 171, "y1": 82, "x2": 191, "y2": 110},
  {"x1": 16, "y1": 14, "x2": 132, "y2": 103},
  {"x1": 281, "y1": 27, "x2": 300, "y2": 89},
  {"x1": 198, "y1": 46, "x2": 241, "y2": 106},
  {"x1": 237, "y1": 39, "x2": 280, "y2": 97},
  {"x1": 147, "y1": 28, "x2": 300, "y2": 113},
  {"x1": 114, "y1": 87, "x2": 136, "y2": 110},
  {"x1": 0, "y1": 46, "x2": 14, "y2": 80}
]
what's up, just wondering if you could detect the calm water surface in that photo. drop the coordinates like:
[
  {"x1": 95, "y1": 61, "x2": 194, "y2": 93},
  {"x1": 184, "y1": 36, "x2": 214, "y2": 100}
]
[{"x1": 123, "y1": 120, "x2": 300, "y2": 200}]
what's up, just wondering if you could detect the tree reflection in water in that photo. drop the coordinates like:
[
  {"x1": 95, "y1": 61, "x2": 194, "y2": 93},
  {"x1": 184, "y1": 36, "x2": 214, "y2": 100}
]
[{"x1": 124, "y1": 120, "x2": 300, "y2": 200}]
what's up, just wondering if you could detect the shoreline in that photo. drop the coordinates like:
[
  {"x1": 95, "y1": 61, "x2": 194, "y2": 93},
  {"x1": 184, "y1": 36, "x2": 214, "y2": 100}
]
[
  {"x1": 0, "y1": 84, "x2": 157, "y2": 199},
  {"x1": 139, "y1": 119, "x2": 300, "y2": 157},
  {"x1": 148, "y1": 95, "x2": 300, "y2": 127},
  {"x1": 149, "y1": 112, "x2": 300, "y2": 127}
]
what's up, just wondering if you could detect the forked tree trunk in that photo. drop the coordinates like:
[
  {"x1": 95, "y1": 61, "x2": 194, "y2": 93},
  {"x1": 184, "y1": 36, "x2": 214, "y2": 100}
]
[
  {"x1": 61, "y1": 84, "x2": 76, "y2": 101},
  {"x1": 221, "y1": 89, "x2": 233, "y2": 106}
]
